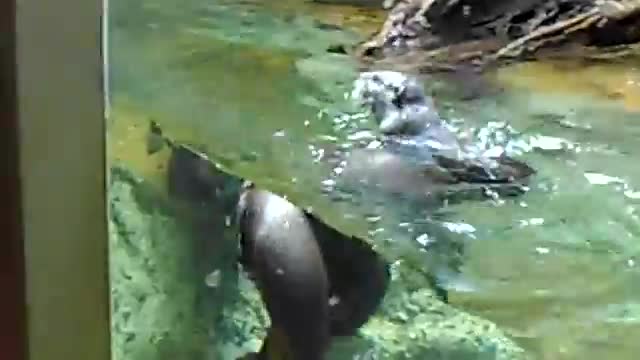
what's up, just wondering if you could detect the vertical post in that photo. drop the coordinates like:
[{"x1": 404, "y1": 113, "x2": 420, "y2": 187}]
[
  {"x1": 103, "y1": 0, "x2": 112, "y2": 119},
  {"x1": 16, "y1": 0, "x2": 112, "y2": 359},
  {"x1": 0, "y1": 0, "x2": 27, "y2": 358}
]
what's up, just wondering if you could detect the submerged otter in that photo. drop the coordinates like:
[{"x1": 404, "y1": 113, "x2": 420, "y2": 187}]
[
  {"x1": 164, "y1": 144, "x2": 390, "y2": 360},
  {"x1": 331, "y1": 70, "x2": 535, "y2": 204},
  {"x1": 236, "y1": 185, "x2": 331, "y2": 360},
  {"x1": 236, "y1": 184, "x2": 390, "y2": 360}
]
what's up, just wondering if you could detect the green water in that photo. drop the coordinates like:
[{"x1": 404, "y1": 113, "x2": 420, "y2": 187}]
[{"x1": 107, "y1": 0, "x2": 640, "y2": 359}]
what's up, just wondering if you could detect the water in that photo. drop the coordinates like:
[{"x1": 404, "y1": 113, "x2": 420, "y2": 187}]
[{"x1": 106, "y1": 0, "x2": 640, "y2": 359}]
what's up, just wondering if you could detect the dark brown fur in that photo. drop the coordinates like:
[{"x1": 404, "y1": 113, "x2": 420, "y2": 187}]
[
  {"x1": 237, "y1": 188, "x2": 331, "y2": 360},
  {"x1": 166, "y1": 144, "x2": 390, "y2": 359}
]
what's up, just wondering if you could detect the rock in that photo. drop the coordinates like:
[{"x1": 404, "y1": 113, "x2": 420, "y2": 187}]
[
  {"x1": 108, "y1": 164, "x2": 268, "y2": 360},
  {"x1": 318, "y1": 259, "x2": 525, "y2": 359},
  {"x1": 327, "y1": 43, "x2": 349, "y2": 54},
  {"x1": 326, "y1": 263, "x2": 530, "y2": 360},
  {"x1": 109, "y1": 164, "x2": 209, "y2": 360}
]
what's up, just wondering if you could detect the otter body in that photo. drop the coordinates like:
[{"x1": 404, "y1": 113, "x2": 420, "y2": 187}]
[
  {"x1": 165, "y1": 143, "x2": 390, "y2": 360},
  {"x1": 237, "y1": 188, "x2": 331, "y2": 360},
  {"x1": 337, "y1": 148, "x2": 456, "y2": 204},
  {"x1": 306, "y1": 212, "x2": 390, "y2": 336},
  {"x1": 338, "y1": 70, "x2": 536, "y2": 203}
]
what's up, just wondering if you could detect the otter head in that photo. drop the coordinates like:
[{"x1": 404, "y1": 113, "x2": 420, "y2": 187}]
[{"x1": 351, "y1": 71, "x2": 441, "y2": 136}]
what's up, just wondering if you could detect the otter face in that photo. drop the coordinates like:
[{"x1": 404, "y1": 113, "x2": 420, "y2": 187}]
[{"x1": 351, "y1": 71, "x2": 441, "y2": 136}]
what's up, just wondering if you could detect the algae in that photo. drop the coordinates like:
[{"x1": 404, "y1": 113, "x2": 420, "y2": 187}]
[
  {"x1": 109, "y1": 165, "x2": 209, "y2": 360},
  {"x1": 328, "y1": 263, "x2": 530, "y2": 360},
  {"x1": 108, "y1": 161, "x2": 529, "y2": 360},
  {"x1": 108, "y1": 164, "x2": 269, "y2": 360}
]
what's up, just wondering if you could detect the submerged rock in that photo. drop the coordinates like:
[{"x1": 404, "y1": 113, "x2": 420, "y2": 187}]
[
  {"x1": 329, "y1": 263, "x2": 531, "y2": 360},
  {"x1": 108, "y1": 164, "x2": 268, "y2": 360},
  {"x1": 109, "y1": 164, "x2": 211, "y2": 360}
]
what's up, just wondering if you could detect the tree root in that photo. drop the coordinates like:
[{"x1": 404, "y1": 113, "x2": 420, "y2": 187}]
[
  {"x1": 357, "y1": 0, "x2": 640, "y2": 73},
  {"x1": 486, "y1": 8, "x2": 602, "y2": 62}
]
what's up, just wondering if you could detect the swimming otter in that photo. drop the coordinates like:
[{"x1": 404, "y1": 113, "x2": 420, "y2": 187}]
[
  {"x1": 333, "y1": 70, "x2": 535, "y2": 203},
  {"x1": 164, "y1": 143, "x2": 390, "y2": 360},
  {"x1": 236, "y1": 187, "x2": 390, "y2": 359},
  {"x1": 167, "y1": 143, "x2": 242, "y2": 212},
  {"x1": 305, "y1": 211, "x2": 390, "y2": 337},
  {"x1": 352, "y1": 70, "x2": 447, "y2": 138},
  {"x1": 237, "y1": 184, "x2": 331, "y2": 360}
]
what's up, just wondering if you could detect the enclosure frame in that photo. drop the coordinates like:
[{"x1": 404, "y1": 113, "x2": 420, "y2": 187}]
[
  {"x1": 1, "y1": 0, "x2": 27, "y2": 357},
  {"x1": 13, "y1": 0, "x2": 113, "y2": 359}
]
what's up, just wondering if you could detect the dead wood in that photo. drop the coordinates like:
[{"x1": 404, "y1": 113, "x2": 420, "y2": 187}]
[{"x1": 356, "y1": 0, "x2": 640, "y2": 73}]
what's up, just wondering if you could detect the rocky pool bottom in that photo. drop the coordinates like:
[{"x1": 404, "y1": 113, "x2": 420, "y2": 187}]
[{"x1": 108, "y1": 163, "x2": 529, "y2": 360}]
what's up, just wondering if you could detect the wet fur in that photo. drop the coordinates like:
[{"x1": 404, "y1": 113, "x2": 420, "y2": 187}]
[
  {"x1": 166, "y1": 146, "x2": 390, "y2": 359},
  {"x1": 343, "y1": 71, "x2": 536, "y2": 204},
  {"x1": 306, "y1": 212, "x2": 390, "y2": 336},
  {"x1": 237, "y1": 187, "x2": 391, "y2": 357},
  {"x1": 237, "y1": 188, "x2": 331, "y2": 360}
]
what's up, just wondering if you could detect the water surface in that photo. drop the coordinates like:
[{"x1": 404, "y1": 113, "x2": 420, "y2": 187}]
[{"x1": 107, "y1": 0, "x2": 640, "y2": 358}]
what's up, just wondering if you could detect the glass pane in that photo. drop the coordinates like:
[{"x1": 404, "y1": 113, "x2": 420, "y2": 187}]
[{"x1": 105, "y1": 0, "x2": 640, "y2": 359}]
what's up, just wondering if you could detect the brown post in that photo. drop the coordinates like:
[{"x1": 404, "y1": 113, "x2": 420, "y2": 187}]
[{"x1": 0, "y1": 0, "x2": 28, "y2": 359}]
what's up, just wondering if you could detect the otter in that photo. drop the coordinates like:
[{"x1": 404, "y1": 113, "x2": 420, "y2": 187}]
[
  {"x1": 236, "y1": 185, "x2": 390, "y2": 359},
  {"x1": 352, "y1": 70, "x2": 446, "y2": 138},
  {"x1": 332, "y1": 70, "x2": 535, "y2": 204},
  {"x1": 164, "y1": 143, "x2": 390, "y2": 360},
  {"x1": 167, "y1": 143, "x2": 242, "y2": 212},
  {"x1": 236, "y1": 187, "x2": 390, "y2": 359},
  {"x1": 305, "y1": 211, "x2": 390, "y2": 337},
  {"x1": 237, "y1": 185, "x2": 331, "y2": 360}
]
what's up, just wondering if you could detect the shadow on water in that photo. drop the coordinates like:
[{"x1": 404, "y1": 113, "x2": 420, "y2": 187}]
[{"x1": 107, "y1": 0, "x2": 640, "y2": 359}]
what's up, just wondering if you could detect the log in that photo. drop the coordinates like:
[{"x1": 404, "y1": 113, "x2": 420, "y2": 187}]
[{"x1": 357, "y1": 0, "x2": 640, "y2": 72}]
